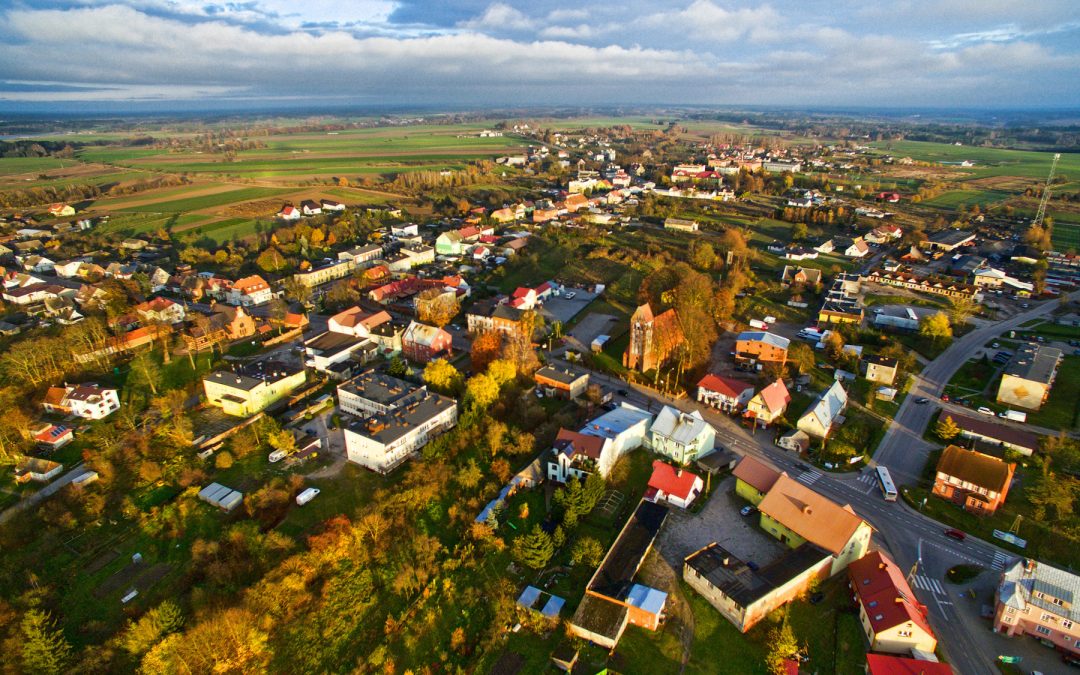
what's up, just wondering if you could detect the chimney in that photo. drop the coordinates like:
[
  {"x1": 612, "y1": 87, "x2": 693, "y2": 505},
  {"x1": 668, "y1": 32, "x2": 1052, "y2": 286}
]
[
  {"x1": 675, "y1": 468, "x2": 683, "y2": 477},
  {"x1": 802, "y1": 505, "x2": 812, "y2": 515}
]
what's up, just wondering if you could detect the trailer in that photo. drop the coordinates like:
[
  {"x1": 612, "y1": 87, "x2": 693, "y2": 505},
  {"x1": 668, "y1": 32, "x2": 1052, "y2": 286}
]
[{"x1": 296, "y1": 488, "x2": 321, "y2": 506}]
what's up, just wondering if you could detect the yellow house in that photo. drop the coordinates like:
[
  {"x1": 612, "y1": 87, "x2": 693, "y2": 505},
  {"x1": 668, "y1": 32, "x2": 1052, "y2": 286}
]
[
  {"x1": 849, "y1": 551, "x2": 938, "y2": 654},
  {"x1": 732, "y1": 455, "x2": 782, "y2": 506},
  {"x1": 203, "y1": 364, "x2": 306, "y2": 417}
]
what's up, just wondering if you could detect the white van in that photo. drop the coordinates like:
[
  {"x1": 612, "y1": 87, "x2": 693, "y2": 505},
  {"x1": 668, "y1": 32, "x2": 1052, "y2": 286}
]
[{"x1": 296, "y1": 487, "x2": 320, "y2": 506}]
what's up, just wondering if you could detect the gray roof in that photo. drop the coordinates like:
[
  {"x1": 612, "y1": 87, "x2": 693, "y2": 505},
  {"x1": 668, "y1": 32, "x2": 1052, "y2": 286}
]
[
  {"x1": 339, "y1": 370, "x2": 422, "y2": 408},
  {"x1": 580, "y1": 403, "x2": 653, "y2": 441},
  {"x1": 736, "y1": 331, "x2": 790, "y2": 351},
  {"x1": 928, "y1": 229, "x2": 975, "y2": 246},
  {"x1": 535, "y1": 365, "x2": 588, "y2": 386},
  {"x1": 347, "y1": 391, "x2": 456, "y2": 444},
  {"x1": 205, "y1": 361, "x2": 302, "y2": 392},
  {"x1": 684, "y1": 542, "x2": 831, "y2": 608},
  {"x1": 304, "y1": 331, "x2": 365, "y2": 355},
  {"x1": 1000, "y1": 559, "x2": 1080, "y2": 622},
  {"x1": 1004, "y1": 343, "x2": 1062, "y2": 385}
]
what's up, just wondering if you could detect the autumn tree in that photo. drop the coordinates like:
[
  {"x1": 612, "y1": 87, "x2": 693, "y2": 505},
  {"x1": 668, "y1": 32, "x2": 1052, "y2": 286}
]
[
  {"x1": 466, "y1": 373, "x2": 500, "y2": 409},
  {"x1": 948, "y1": 296, "x2": 977, "y2": 326},
  {"x1": 788, "y1": 342, "x2": 815, "y2": 375},
  {"x1": 120, "y1": 600, "x2": 185, "y2": 656},
  {"x1": 823, "y1": 331, "x2": 845, "y2": 361},
  {"x1": 470, "y1": 330, "x2": 503, "y2": 373},
  {"x1": 416, "y1": 288, "x2": 460, "y2": 327},
  {"x1": 571, "y1": 536, "x2": 605, "y2": 567},
  {"x1": 765, "y1": 615, "x2": 800, "y2": 675},
  {"x1": 423, "y1": 359, "x2": 463, "y2": 395},
  {"x1": 935, "y1": 415, "x2": 961, "y2": 441},
  {"x1": 920, "y1": 312, "x2": 953, "y2": 345},
  {"x1": 20, "y1": 609, "x2": 72, "y2": 675},
  {"x1": 255, "y1": 246, "x2": 288, "y2": 273}
]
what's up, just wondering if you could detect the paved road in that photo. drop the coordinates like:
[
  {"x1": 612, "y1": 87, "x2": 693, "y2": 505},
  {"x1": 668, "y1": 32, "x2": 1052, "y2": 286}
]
[
  {"x1": 874, "y1": 294, "x2": 1074, "y2": 483},
  {"x1": 0, "y1": 462, "x2": 85, "y2": 525}
]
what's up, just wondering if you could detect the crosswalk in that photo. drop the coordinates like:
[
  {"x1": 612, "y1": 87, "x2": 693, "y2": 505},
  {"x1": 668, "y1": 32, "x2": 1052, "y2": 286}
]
[
  {"x1": 856, "y1": 472, "x2": 876, "y2": 485},
  {"x1": 992, "y1": 551, "x2": 1012, "y2": 571},
  {"x1": 911, "y1": 575, "x2": 945, "y2": 595},
  {"x1": 796, "y1": 469, "x2": 822, "y2": 486}
]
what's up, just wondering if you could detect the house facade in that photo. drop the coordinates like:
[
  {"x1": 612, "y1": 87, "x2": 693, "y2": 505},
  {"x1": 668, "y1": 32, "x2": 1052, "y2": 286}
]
[
  {"x1": 202, "y1": 365, "x2": 306, "y2": 417},
  {"x1": 43, "y1": 383, "x2": 120, "y2": 420},
  {"x1": 343, "y1": 391, "x2": 458, "y2": 474},
  {"x1": 932, "y1": 445, "x2": 1015, "y2": 515},
  {"x1": 648, "y1": 406, "x2": 716, "y2": 465},
  {"x1": 547, "y1": 428, "x2": 610, "y2": 483},
  {"x1": 996, "y1": 343, "x2": 1062, "y2": 411},
  {"x1": 696, "y1": 373, "x2": 754, "y2": 413},
  {"x1": 797, "y1": 381, "x2": 847, "y2": 439},
  {"x1": 734, "y1": 331, "x2": 789, "y2": 366},
  {"x1": 534, "y1": 366, "x2": 589, "y2": 399},
  {"x1": 745, "y1": 379, "x2": 791, "y2": 426},
  {"x1": 994, "y1": 558, "x2": 1080, "y2": 659},
  {"x1": 401, "y1": 321, "x2": 452, "y2": 363},
  {"x1": 849, "y1": 551, "x2": 937, "y2": 655},
  {"x1": 863, "y1": 355, "x2": 898, "y2": 386},
  {"x1": 645, "y1": 461, "x2": 704, "y2": 509},
  {"x1": 227, "y1": 275, "x2": 273, "y2": 306}
]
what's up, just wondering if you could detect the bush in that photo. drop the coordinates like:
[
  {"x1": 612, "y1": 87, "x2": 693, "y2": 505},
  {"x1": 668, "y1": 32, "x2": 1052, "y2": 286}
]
[{"x1": 214, "y1": 451, "x2": 234, "y2": 470}]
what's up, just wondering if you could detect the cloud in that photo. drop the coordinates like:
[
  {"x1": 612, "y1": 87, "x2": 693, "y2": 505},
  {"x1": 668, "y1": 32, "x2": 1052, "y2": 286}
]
[
  {"x1": 457, "y1": 3, "x2": 536, "y2": 31},
  {"x1": 928, "y1": 21, "x2": 1080, "y2": 49},
  {"x1": 638, "y1": 0, "x2": 781, "y2": 42}
]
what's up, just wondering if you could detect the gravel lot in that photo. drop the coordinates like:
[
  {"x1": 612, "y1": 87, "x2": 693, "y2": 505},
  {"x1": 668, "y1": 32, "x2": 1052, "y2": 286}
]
[{"x1": 657, "y1": 475, "x2": 786, "y2": 569}]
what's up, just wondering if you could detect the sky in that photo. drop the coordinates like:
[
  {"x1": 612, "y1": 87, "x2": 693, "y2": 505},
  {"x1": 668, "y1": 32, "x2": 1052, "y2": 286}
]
[{"x1": 0, "y1": 0, "x2": 1078, "y2": 110}]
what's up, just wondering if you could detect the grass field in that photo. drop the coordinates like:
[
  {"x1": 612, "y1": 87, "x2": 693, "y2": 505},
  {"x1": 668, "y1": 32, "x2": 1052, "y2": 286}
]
[
  {"x1": 100, "y1": 186, "x2": 287, "y2": 213},
  {"x1": 0, "y1": 156, "x2": 69, "y2": 176},
  {"x1": 921, "y1": 189, "x2": 1011, "y2": 208}
]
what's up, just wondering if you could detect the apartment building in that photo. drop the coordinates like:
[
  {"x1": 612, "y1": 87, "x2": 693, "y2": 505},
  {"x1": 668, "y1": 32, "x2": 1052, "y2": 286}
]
[{"x1": 995, "y1": 558, "x2": 1080, "y2": 659}]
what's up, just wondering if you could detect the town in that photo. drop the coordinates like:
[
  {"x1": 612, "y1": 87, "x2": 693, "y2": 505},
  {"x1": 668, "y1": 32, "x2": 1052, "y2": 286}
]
[{"x1": 0, "y1": 106, "x2": 1079, "y2": 675}]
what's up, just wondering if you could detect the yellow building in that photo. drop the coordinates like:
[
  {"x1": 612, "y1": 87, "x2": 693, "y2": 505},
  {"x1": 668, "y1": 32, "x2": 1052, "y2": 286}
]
[
  {"x1": 203, "y1": 364, "x2": 307, "y2": 417},
  {"x1": 732, "y1": 455, "x2": 781, "y2": 506}
]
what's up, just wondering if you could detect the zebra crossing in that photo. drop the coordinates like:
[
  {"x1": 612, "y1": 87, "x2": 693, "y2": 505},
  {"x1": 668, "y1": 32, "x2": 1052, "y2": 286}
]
[
  {"x1": 857, "y1": 472, "x2": 876, "y2": 485},
  {"x1": 795, "y1": 469, "x2": 822, "y2": 486},
  {"x1": 911, "y1": 575, "x2": 945, "y2": 595},
  {"x1": 992, "y1": 551, "x2": 1012, "y2": 571}
]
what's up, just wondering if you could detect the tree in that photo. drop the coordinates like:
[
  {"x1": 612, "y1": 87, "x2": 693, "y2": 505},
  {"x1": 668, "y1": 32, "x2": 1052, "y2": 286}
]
[
  {"x1": 423, "y1": 359, "x2": 463, "y2": 395},
  {"x1": 456, "y1": 459, "x2": 483, "y2": 490},
  {"x1": 791, "y1": 222, "x2": 808, "y2": 241},
  {"x1": 935, "y1": 414, "x2": 961, "y2": 441},
  {"x1": 765, "y1": 615, "x2": 800, "y2": 675},
  {"x1": 823, "y1": 331, "x2": 845, "y2": 361},
  {"x1": 121, "y1": 600, "x2": 185, "y2": 655},
  {"x1": 487, "y1": 359, "x2": 517, "y2": 387},
  {"x1": 948, "y1": 295, "x2": 977, "y2": 326},
  {"x1": 20, "y1": 609, "x2": 72, "y2": 675},
  {"x1": 386, "y1": 355, "x2": 408, "y2": 378},
  {"x1": 129, "y1": 351, "x2": 162, "y2": 396},
  {"x1": 415, "y1": 289, "x2": 460, "y2": 327},
  {"x1": 466, "y1": 373, "x2": 500, "y2": 409},
  {"x1": 255, "y1": 247, "x2": 288, "y2": 273},
  {"x1": 788, "y1": 342, "x2": 815, "y2": 375},
  {"x1": 470, "y1": 331, "x2": 503, "y2": 373},
  {"x1": 571, "y1": 536, "x2": 605, "y2": 567},
  {"x1": 919, "y1": 312, "x2": 953, "y2": 345},
  {"x1": 688, "y1": 240, "x2": 717, "y2": 270},
  {"x1": 513, "y1": 525, "x2": 554, "y2": 570}
]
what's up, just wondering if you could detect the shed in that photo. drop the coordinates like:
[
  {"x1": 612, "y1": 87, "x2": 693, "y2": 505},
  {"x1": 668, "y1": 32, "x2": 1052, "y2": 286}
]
[{"x1": 517, "y1": 585, "x2": 541, "y2": 609}]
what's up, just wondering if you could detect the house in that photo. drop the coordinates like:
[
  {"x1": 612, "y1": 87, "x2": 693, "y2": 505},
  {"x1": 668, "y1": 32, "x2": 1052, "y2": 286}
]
[
  {"x1": 135, "y1": 297, "x2": 186, "y2": 325},
  {"x1": 570, "y1": 501, "x2": 669, "y2": 648},
  {"x1": 866, "y1": 225, "x2": 903, "y2": 244},
  {"x1": 294, "y1": 259, "x2": 353, "y2": 288},
  {"x1": 299, "y1": 200, "x2": 322, "y2": 216},
  {"x1": 932, "y1": 445, "x2": 1015, "y2": 516},
  {"x1": 865, "y1": 655, "x2": 953, "y2": 675},
  {"x1": 368, "y1": 320, "x2": 407, "y2": 357},
  {"x1": 534, "y1": 366, "x2": 589, "y2": 399},
  {"x1": 664, "y1": 217, "x2": 699, "y2": 233},
  {"x1": 797, "y1": 381, "x2": 847, "y2": 440},
  {"x1": 32, "y1": 423, "x2": 73, "y2": 450},
  {"x1": 401, "y1": 321, "x2": 452, "y2": 363},
  {"x1": 14, "y1": 457, "x2": 63, "y2": 484},
  {"x1": 320, "y1": 199, "x2": 346, "y2": 212},
  {"x1": 338, "y1": 243, "x2": 383, "y2": 268},
  {"x1": 120, "y1": 238, "x2": 148, "y2": 251},
  {"x1": 745, "y1": 379, "x2": 791, "y2": 427},
  {"x1": 386, "y1": 244, "x2": 435, "y2": 272},
  {"x1": 994, "y1": 558, "x2": 1080, "y2": 659},
  {"x1": 303, "y1": 332, "x2": 374, "y2": 378},
  {"x1": 182, "y1": 305, "x2": 256, "y2": 352},
  {"x1": 756, "y1": 473, "x2": 872, "y2": 575},
  {"x1": 864, "y1": 270, "x2": 982, "y2": 302},
  {"x1": 776, "y1": 429, "x2": 811, "y2": 453},
  {"x1": 277, "y1": 204, "x2": 301, "y2": 221},
  {"x1": 343, "y1": 390, "x2": 458, "y2": 474},
  {"x1": 645, "y1": 461, "x2": 704, "y2": 508},
  {"x1": 733, "y1": 455, "x2": 783, "y2": 506},
  {"x1": 578, "y1": 403, "x2": 654, "y2": 476},
  {"x1": 48, "y1": 203, "x2": 75, "y2": 217},
  {"x1": 837, "y1": 236, "x2": 870, "y2": 258},
  {"x1": 780, "y1": 266, "x2": 822, "y2": 288},
  {"x1": 202, "y1": 362, "x2": 307, "y2": 417},
  {"x1": 226, "y1": 275, "x2": 273, "y2": 306},
  {"x1": 490, "y1": 207, "x2": 516, "y2": 223},
  {"x1": 684, "y1": 541, "x2": 833, "y2": 632},
  {"x1": 43, "y1": 383, "x2": 120, "y2": 420},
  {"x1": 814, "y1": 239, "x2": 836, "y2": 254},
  {"x1": 435, "y1": 231, "x2": 466, "y2": 256},
  {"x1": 949, "y1": 413, "x2": 1039, "y2": 457},
  {"x1": 337, "y1": 371, "x2": 425, "y2": 419},
  {"x1": 849, "y1": 551, "x2": 937, "y2": 654},
  {"x1": 863, "y1": 355, "x2": 898, "y2": 386},
  {"x1": 734, "y1": 331, "x2": 790, "y2": 367},
  {"x1": 996, "y1": 343, "x2": 1062, "y2": 411},
  {"x1": 547, "y1": 428, "x2": 610, "y2": 483},
  {"x1": 623, "y1": 304, "x2": 684, "y2": 372},
  {"x1": 328, "y1": 306, "x2": 391, "y2": 338},
  {"x1": 466, "y1": 303, "x2": 530, "y2": 339},
  {"x1": 648, "y1": 406, "x2": 716, "y2": 465},
  {"x1": 697, "y1": 373, "x2": 754, "y2": 413}
]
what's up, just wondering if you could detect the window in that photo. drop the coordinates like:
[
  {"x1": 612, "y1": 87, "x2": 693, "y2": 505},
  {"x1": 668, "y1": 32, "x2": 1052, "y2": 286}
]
[
  {"x1": 897, "y1": 630, "x2": 912, "y2": 638},
  {"x1": 1036, "y1": 625, "x2": 1052, "y2": 636},
  {"x1": 1064, "y1": 620, "x2": 1074, "y2": 630},
  {"x1": 1053, "y1": 597, "x2": 1065, "y2": 606},
  {"x1": 1042, "y1": 613, "x2": 1055, "y2": 622}
]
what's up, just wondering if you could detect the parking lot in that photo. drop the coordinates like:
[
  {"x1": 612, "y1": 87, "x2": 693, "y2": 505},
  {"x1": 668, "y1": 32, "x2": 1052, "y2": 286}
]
[
  {"x1": 540, "y1": 288, "x2": 598, "y2": 325},
  {"x1": 567, "y1": 311, "x2": 618, "y2": 348},
  {"x1": 657, "y1": 475, "x2": 786, "y2": 569}
]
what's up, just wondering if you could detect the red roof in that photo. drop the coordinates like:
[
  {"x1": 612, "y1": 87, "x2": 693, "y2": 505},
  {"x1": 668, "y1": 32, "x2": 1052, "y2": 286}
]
[
  {"x1": 848, "y1": 551, "x2": 935, "y2": 639},
  {"x1": 732, "y1": 455, "x2": 782, "y2": 494},
  {"x1": 756, "y1": 379, "x2": 791, "y2": 413},
  {"x1": 697, "y1": 373, "x2": 753, "y2": 399},
  {"x1": 647, "y1": 460, "x2": 701, "y2": 500},
  {"x1": 554, "y1": 428, "x2": 606, "y2": 460},
  {"x1": 865, "y1": 654, "x2": 953, "y2": 675}
]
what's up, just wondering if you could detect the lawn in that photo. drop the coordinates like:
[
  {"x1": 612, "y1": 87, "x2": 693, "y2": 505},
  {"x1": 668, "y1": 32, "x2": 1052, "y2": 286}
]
[
  {"x1": 1026, "y1": 355, "x2": 1080, "y2": 431},
  {"x1": 867, "y1": 140, "x2": 1079, "y2": 181},
  {"x1": 947, "y1": 357, "x2": 998, "y2": 394},
  {"x1": 1052, "y1": 221, "x2": 1080, "y2": 252}
]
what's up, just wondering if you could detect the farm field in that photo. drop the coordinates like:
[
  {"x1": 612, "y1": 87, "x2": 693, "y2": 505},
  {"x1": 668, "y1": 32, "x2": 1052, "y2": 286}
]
[
  {"x1": 93, "y1": 186, "x2": 288, "y2": 214},
  {"x1": 920, "y1": 189, "x2": 1011, "y2": 208},
  {"x1": 868, "y1": 140, "x2": 1078, "y2": 185},
  {"x1": 1052, "y1": 222, "x2": 1080, "y2": 251}
]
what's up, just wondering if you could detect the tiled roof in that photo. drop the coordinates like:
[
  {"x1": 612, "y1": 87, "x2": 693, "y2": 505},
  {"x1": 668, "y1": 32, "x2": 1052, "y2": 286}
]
[
  {"x1": 697, "y1": 373, "x2": 753, "y2": 399},
  {"x1": 849, "y1": 551, "x2": 934, "y2": 639},
  {"x1": 757, "y1": 379, "x2": 791, "y2": 413},
  {"x1": 757, "y1": 473, "x2": 864, "y2": 555},
  {"x1": 937, "y1": 445, "x2": 1013, "y2": 493},
  {"x1": 732, "y1": 455, "x2": 781, "y2": 494},
  {"x1": 647, "y1": 460, "x2": 700, "y2": 500}
]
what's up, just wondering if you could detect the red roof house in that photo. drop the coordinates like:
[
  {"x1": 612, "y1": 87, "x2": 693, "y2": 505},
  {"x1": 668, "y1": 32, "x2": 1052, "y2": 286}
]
[
  {"x1": 645, "y1": 460, "x2": 704, "y2": 508},
  {"x1": 848, "y1": 551, "x2": 937, "y2": 654},
  {"x1": 865, "y1": 654, "x2": 953, "y2": 675}
]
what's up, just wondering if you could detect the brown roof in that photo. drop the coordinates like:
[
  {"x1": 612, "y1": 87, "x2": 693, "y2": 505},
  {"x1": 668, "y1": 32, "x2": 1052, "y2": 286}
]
[
  {"x1": 732, "y1": 455, "x2": 782, "y2": 494},
  {"x1": 949, "y1": 413, "x2": 1038, "y2": 452},
  {"x1": 936, "y1": 445, "x2": 1013, "y2": 493},
  {"x1": 43, "y1": 386, "x2": 68, "y2": 407},
  {"x1": 554, "y1": 428, "x2": 606, "y2": 460},
  {"x1": 757, "y1": 474, "x2": 865, "y2": 555}
]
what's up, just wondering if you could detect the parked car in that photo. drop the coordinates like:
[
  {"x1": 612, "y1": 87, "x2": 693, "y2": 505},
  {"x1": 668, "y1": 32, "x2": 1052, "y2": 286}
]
[
  {"x1": 915, "y1": 397, "x2": 929, "y2": 405},
  {"x1": 992, "y1": 342, "x2": 1000, "y2": 348},
  {"x1": 795, "y1": 462, "x2": 811, "y2": 472},
  {"x1": 944, "y1": 528, "x2": 966, "y2": 541},
  {"x1": 564, "y1": 291, "x2": 576, "y2": 299},
  {"x1": 740, "y1": 505, "x2": 755, "y2": 517},
  {"x1": 941, "y1": 394, "x2": 950, "y2": 402},
  {"x1": 977, "y1": 406, "x2": 995, "y2": 416}
]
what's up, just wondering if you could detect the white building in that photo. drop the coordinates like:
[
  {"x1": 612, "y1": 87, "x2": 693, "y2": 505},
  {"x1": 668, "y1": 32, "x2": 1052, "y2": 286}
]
[
  {"x1": 343, "y1": 391, "x2": 458, "y2": 474},
  {"x1": 797, "y1": 381, "x2": 848, "y2": 439},
  {"x1": 577, "y1": 403, "x2": 653, "y2": 477},
  {"x1": 43, "y1": 383, "x2": 120, "y2": 420},
  {"x1": 337, "y1": 370, "x2": 424, "y2": 418},
  {"x1": 648, "y1": 406, "x2": 716, "y2": 465}
]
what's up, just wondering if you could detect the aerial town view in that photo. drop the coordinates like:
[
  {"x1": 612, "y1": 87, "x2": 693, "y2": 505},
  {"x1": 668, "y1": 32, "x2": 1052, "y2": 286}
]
[{"x1": 0, "y1": 2, "x2": 1078, "y2": 674}]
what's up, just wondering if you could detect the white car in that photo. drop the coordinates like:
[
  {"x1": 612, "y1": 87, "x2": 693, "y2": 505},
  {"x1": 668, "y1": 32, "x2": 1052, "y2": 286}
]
[
  {"x1": 564, "y1": 291, "x2": 576, "y2": 299},
  {"x1": 977, "y1": 406, "x2": 995, "y2": 416}
]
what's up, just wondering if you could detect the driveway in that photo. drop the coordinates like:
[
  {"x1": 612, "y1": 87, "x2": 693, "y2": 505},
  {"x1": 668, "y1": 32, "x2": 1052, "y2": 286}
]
[
  {"x1": 657, "y1": 475, "x2": 785, "y2": 569},
  {"x1": 565, "y1": 312, "x2": 618, "y2": 352}
]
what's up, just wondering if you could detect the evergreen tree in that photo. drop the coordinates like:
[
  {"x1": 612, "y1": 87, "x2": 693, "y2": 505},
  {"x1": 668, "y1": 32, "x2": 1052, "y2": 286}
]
[
  {"x1": 514, "y1": 525, "x2": 554, "y2": 570},
  {"x1": 20, "y1": 609, "x2": 72, "y2": 675}
]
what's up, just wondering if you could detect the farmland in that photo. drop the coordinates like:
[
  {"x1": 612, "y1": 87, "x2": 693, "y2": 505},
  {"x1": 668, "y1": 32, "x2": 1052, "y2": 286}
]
[{"x1": 868, "y1": 139, "x2": 1078, "y2": 188}]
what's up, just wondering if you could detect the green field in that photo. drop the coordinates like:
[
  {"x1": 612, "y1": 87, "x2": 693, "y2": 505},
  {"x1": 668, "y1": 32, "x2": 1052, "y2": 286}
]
[
  {"x1": 0, "y1": 156, "x2": 69, "y2": 175},
  {"x1": 101, "y1": 186, "x2": 287, "y2": 213},
  {"x1": 869, "y1": 140, "x2": 1079, "y2": 182},
  {"x1": 1052, "y1": 222, "x2": 1080, "y2": 251},
  {"x1": 96, "y1": 212, "x2": 212, "y2": 236},
  {"x1": 921, "y1": 189, "x2": 1011, "y2": 208}
]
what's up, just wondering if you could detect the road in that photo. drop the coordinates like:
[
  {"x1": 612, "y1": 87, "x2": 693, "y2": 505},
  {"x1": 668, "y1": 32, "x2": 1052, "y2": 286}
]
[{"x1": 0, "y1": 462, "x2": 86, "y2": 525}]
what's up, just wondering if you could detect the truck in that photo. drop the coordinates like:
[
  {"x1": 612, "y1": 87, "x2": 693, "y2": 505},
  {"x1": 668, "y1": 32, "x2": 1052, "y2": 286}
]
[
  {"x1": 296, "y1": 487, "x2": 320, "y2": 506},
  {"x1": 749, "y1": 319, "x2": 768, "y2": 329},
  {"x1": 999, "y1": 410, "x2": 1027, "y2": 423}
]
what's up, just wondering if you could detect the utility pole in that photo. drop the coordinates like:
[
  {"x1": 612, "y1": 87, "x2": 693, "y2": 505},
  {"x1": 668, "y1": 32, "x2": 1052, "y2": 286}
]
[{"x1": 1032, "y1": 153, "x2": 1061, "y2": 237}]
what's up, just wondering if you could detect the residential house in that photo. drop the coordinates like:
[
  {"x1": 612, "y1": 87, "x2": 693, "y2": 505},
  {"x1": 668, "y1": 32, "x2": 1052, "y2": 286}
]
[
  {"x1": 865, "y1": 225, "x2": 903, "y2": 244},
  {"x1": 14, "y1": 457, "x2": 63, "y2": 484},
  {"x1": 994, "y1": 558, "x2": 1080, "y2": 659},
  {"x1": 300, "y1": 200, "x2": 322, "y2": 216},
  {"x1": 48, "y1": 203, "x2": 75, "y2": 217},
  {"x1": 135, "y1": 297, "x2": 186, "y2": 325},
  {"x1": 42, "y1": 383, "x2": 120, "y2": 420},
  {"x1": 386, "y1": 244, "x2": 435, "y2": 272},
  {"x1": 949, "y1": 413, "x2": 1039, "y2": 457},
  {"x1": 32, "y1": 423, "x2": 73, "y2": 450},
  {"x1": 303, "y1": 332, "x2": 375, "y2": 379},
  {"x1": 466, "y1": 303, "x2": 530, "y2": 338},
  {"x1": 932, "y1": 445, "x2": 1015, "y2": 516},
  {"x1": 534, "y1": 366, "x2": 589, "y2": 399},
  {"x1": 777, "y1": 429, "x2": 811, "y2": 453},
  {"x1": 996, "y1": 343, "x2": 1062, "y2": 411},
  {"x1": 338, "y1": 243, "x2": 383, "y2": 268},
  {"x1": 328, "y1": 306, "x2": 391, "y2": 338},
  {"x1": 202, "y1": 363, "x2": 306, "y2": 417},
  {"x1": 435, "y1": 231, "x2": 466, "y2": 256},
  {"x1": 696, "y1": 373, "x2": 755, "y2": 413},
  {"x1": 577, "y1": 403, "x2": 654, "y2": 476},
  {"x1": 570, "y1": 502, "x2": 669, "y2": 649},
  {"x1": 226, "y1": 275, "x2": 273, "y2": 306},
  {"x1": 547, "y1": 428, "x2": 610, "y2": 483},
  {"x1": 343, "y1": 390, "x2": 458, "y2": 474},
  {"x1": 797, "y1": 381, "x2": 847, "y2": 440},
  {"x1": 865, "y1": 655, "x2": 953, "y2": 675},
  {"x1": 277, "y1": 204, "x2": 301, "y2": 221},
  {"x1": 837, "y1": 236, "x2": 870, "y2": 258},
  {"x1": 664, "y1": 217, "x2": 699, "y2": 233},
  {"x1": 733, "y1": 455, "x2": 783, "y2": 506},
  {"x1": 320, "y1": 199, "x2": 346, "y2": 212},
  {"x1": 368, "y1": 320, "x2": 407, "y2": 357},
  {"x1": 645, "y1": 461, "x2": 704, "y2": 509},
  {"x1": 648, "y1": 406, "x2": 716, "y2": 465},
  {"x1": 684, "y1": 541, "x2": 833, "y2": 633},
  {"x1": 401, "y1": 321, "x2": 452, "y2": 363},
  {"x1": 863, "y1": 355, "x2": 898, "y2": 386},
  {"x1": 742, "y1": 380, "x2": 788, "y2": 428},
  {"x1": 734, "y1": 331, "x2": 790, "y2": 367},
  {"x1": 294, "y1": 259, "x2": 353, "y2": 288},
  {"x1": 849, "y1": 551, "x2": 937, "y2": 654},
  {"x1": 780, "y1": 266, "x2": 822, "y2": 288},
  {"x1": 182, "y1": 305, "x2": 256, "y2": 352},
  {"x1": 623, "y1": 304, "x2": 684, "y2": 372}
]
